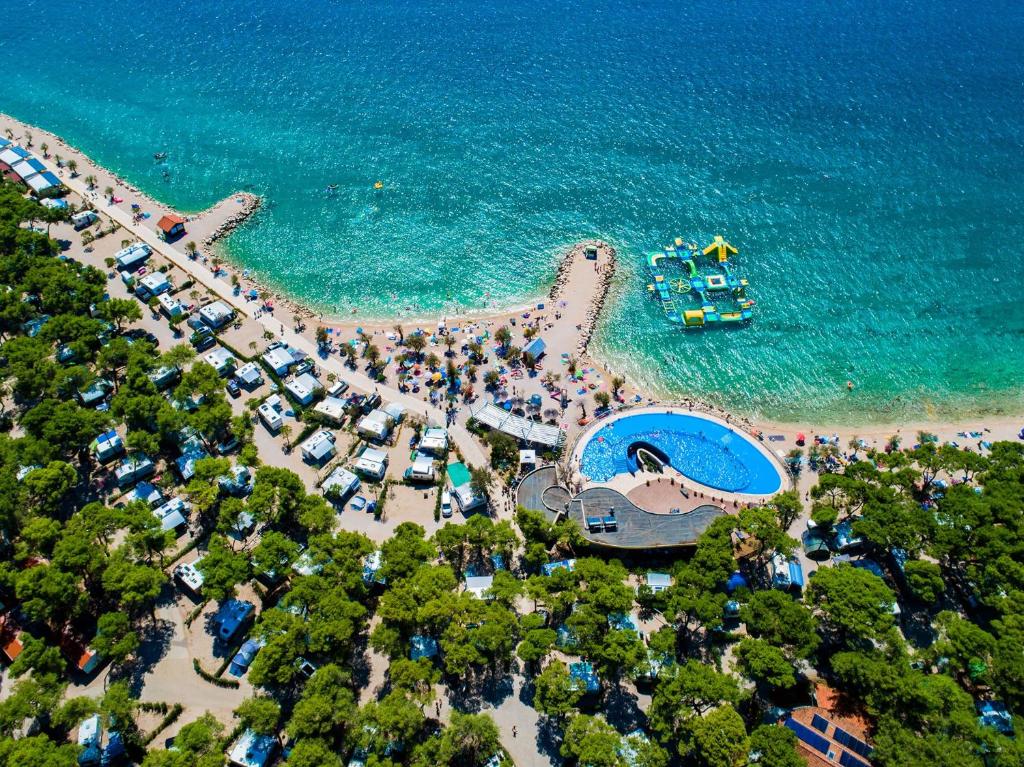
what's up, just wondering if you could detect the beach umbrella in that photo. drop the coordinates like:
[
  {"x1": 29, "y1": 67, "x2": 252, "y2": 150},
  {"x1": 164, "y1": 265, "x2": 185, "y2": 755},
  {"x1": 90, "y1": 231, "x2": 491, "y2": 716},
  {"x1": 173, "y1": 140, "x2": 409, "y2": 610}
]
[
  {"x1": 702, "y1": 235, "x2": 738, "y2": 262},
  {"x1": 247, "y1": 289, "x2": 258, "y2": 299}
]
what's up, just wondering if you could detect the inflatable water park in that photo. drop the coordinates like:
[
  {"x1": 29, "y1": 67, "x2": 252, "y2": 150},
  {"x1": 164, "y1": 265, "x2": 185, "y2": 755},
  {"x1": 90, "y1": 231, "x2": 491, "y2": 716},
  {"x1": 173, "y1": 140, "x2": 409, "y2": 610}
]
[{"x1": 646, "y1": 236, "x2": 754, "y2": 328}]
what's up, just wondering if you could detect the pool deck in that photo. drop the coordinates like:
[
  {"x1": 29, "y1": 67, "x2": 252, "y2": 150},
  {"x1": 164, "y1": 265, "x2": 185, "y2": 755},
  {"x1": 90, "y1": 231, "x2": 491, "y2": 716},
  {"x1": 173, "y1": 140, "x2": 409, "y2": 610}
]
[
  {"x1": 570, "y1": 487, "x2": 726, "y2": 549},
  {"x1": 515, "y1": 465, "x2": 730, "y2": 549},
  {"x1": 568, "y1": 405, "x2": 791, "y2": 504}
]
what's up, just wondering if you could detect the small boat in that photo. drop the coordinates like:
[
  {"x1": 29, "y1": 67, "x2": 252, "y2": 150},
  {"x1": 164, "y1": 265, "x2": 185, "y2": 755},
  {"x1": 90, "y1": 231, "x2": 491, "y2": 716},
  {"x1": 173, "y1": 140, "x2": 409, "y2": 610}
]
[
  {"x1": 374, "y1": 181, "x2": 383, "y2": 190},
  {"x1": 153, "y1": 152, "x2": 167, "y2": 161},
  {"x1": 325, "y1": 184, "x2": 339, "y2": 194}
]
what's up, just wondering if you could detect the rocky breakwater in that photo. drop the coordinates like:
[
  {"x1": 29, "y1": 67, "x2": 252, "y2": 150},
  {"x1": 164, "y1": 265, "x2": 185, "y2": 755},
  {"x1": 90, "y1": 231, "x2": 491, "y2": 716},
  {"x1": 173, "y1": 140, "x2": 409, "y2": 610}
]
[
  {"x1": 549, "y1": 240, "x2": 617, "y2": 357},
  {"x1": 200, "y1": 192, "x2": 263, "y2": 248}
]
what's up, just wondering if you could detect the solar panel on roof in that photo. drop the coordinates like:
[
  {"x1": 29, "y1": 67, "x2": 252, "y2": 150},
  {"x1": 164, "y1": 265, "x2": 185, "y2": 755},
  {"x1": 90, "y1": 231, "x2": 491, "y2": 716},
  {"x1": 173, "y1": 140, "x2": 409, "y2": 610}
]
[
  {"x1": 840, "y1": 751, "x2": 871, "y2": 767},
  {"x1": 784, "y1": 719, "x2": 830, "y2": 754},
  {"x1": 834, "y1": 727, "x2": 873, "y2": 757},
  {"x1": 811, "y1": 714, "x2": 830, "y2": 733}
]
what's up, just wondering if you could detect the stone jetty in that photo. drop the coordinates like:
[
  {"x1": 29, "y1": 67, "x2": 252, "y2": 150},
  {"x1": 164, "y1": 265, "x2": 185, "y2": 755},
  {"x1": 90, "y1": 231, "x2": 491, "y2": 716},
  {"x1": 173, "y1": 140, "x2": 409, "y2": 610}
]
[
  {"x1": 200, "y1": 192, "x2": 263, "y2": 248},
  {"x1": 549, "y1": 240, "x2": 617, "y2": 357}
]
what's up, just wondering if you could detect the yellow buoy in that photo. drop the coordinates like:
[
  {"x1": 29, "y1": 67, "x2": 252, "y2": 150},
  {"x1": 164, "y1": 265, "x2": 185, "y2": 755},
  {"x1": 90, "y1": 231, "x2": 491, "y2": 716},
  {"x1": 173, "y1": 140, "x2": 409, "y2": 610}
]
[{"x1": 374, "y1": 181, "x2": 383, "y2": 190}]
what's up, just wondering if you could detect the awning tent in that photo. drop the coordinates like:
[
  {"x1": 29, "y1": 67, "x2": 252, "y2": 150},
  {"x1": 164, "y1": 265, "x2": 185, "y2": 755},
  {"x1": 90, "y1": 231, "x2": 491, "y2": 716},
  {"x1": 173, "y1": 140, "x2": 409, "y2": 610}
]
[{"x1": 468, "y1": 402, "x2": 564, "y2": 448}]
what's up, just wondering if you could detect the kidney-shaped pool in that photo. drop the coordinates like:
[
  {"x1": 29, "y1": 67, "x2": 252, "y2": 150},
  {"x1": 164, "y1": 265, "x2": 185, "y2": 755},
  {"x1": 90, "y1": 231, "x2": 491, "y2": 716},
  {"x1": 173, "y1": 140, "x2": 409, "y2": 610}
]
[{"x1": 578, "y1": 410, "x2": 784, "y2": 495}]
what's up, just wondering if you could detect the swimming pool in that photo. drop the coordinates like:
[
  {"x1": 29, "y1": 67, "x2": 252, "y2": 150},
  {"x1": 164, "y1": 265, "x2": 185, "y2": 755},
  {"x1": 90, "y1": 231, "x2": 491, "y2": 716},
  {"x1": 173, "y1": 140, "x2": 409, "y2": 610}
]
[{"x1": 578, "y1": 410, "x2": 783, "y2": 494}]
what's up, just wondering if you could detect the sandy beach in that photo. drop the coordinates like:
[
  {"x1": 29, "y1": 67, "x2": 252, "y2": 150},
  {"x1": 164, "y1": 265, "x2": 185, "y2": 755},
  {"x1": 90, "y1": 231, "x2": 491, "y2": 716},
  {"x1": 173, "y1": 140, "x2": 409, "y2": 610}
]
[{"x1": 2, "y1": 109, "x2": 1021, "y2": 460}]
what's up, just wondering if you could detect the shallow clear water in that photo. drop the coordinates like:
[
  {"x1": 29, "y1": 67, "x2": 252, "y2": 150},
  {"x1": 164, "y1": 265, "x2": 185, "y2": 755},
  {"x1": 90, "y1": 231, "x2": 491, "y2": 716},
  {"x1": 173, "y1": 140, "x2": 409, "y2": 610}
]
[
  {"x1": 579, "y1": 412, "x2": 782, "y2": 493},
  {"x1": 2, "y1": 0, "x2": 1022, "y2": 422}
]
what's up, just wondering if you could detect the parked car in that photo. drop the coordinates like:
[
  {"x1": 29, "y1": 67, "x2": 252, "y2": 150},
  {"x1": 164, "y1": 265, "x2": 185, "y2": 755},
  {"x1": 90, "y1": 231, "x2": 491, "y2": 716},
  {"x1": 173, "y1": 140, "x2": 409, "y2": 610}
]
[
  {"x1": 190, "y1": 329, "x2": 215, "y2": 351},
  {"x1": 441, "y1": 490, "x2": 453, "y2": 518},
  {"x1": 125, "y1": 328, "x2": 160, "y2": 347},
  {"x1": 226, "y1": 378, "x2": 241, "y2": 398},
  {"x1": 228, "y1": 638, "x2": 263, "y2": 677}
]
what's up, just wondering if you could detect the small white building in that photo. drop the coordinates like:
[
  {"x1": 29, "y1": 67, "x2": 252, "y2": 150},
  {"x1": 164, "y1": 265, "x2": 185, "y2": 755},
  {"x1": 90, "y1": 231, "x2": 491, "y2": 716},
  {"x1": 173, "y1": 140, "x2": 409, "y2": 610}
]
[
  {"x1": 77, "y1": 714, "x2": 101, "y2": 748},
  {"x1": 203, "y1": 347, "x2": 237, "y2": 376},
  {"x1": 519, "y1": 449, "x2": 537, "y2": 469},
  {"x1": 322, "y1": 466, "x2": 360, "y2": 503},
  {"x1": 465, "y1": 575, "x2": 495, "y2": 600},
  {"x1": 91, "y1": 429, "x2": 124, "y2": 463},
  {"x1": 148, "y1": 364, "x2": 180, "y2": 390},
  {"x1": 219, "y1": 465, "x2": 254, "y2": 497},
  {"x1": 285, "y1": 372, "x2": 322, "y2": 406},
  {"x1": 114, "y1": 453, "x2": 155, "y2": 488},
  {"x1": 262, "y1": 345, "x2": 296, "y2": 375},
  {"x1": 235, "y1": 362, "x2": 263, "y2": 388},
  {"x1": 174, "y1": 557, "x2": 205, "y2": 594},
  {"x1": 357, "y1": 409, "x2": 394, "y2": 442},
  {"x1": 198, "y1": 300, "x2": 235, "y2": 329},
  {"x1": 404, "y1": 454, "x2": 436, "y2": 483},
  {"x1": 136, "y1": 271, "x2": 170, "y2": 299},
  {"x1": 354, "y1": 447, "x2": 389, "y2": 480},
  {"x1": 227, "y1": 729, "x2": 277, "y2": 767},
  {"x1": 114, "y1": 242, "x2": 151, "y2": 271},
  {"x1": 300, "y1": 430, "x2": 336, "y2": 464},
  {"x1": 153, "y1": 497, "x2": 190, "y2": 533},
  {"x1": 71, "y1": 211, "x2": 98, "y2": 230},
  {"x1": 452, "y1": 483, "x2": 486, "y2": 514},
  {"x1": 313, "y1": 395, "x2": 347, "y2": 425},
  {"x1": 419, "y1": 427, "x2": 448, "y2": 455},
  {"x1": 157, "y1": 292, "x2": 184, "y2": 318},
  {"x1": 645, "y1": 572, "x2": 672, "y2": 593},
  {"x1": 383, "y1": 402, "x2": 406, "y2": 423},
  {"x1": 257, "y1": 395, "x2": 283, "y2": 432}
]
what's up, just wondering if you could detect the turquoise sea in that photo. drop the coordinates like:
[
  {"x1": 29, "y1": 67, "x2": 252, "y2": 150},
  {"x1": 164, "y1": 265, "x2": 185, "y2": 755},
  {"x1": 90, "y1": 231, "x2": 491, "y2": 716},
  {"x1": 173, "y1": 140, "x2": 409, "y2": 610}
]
[{"x1": 2, "y1": 0, "x2": 1022, "y2": 423}]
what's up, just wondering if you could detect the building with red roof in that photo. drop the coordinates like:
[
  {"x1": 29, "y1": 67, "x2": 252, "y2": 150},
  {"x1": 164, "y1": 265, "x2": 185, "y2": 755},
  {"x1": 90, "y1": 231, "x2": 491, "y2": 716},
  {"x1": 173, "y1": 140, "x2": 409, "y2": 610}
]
[
  {"x1": 157, "y1": 213, "x2": 186, "y2": 240},
  {"x1": 783, "y1": 684, "x2": 874, "y2": 767}
]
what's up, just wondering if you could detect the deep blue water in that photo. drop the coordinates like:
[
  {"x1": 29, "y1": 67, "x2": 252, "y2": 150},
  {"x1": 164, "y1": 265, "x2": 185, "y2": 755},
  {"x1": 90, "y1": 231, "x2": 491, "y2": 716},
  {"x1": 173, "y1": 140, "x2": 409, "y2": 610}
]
[
  {"x1": 2, "y1": 0, "x2": 1023, "y2": 422},
  {"x1": 580, "y1": 411, "x2": 783, "y2": 493}
]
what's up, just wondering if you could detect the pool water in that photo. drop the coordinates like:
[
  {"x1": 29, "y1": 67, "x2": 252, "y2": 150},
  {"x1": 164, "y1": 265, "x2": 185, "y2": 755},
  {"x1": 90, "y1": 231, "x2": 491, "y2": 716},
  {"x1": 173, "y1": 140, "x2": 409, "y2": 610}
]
[{"x1": 579, "y1": 411, "x2": 783, "y2": 494}]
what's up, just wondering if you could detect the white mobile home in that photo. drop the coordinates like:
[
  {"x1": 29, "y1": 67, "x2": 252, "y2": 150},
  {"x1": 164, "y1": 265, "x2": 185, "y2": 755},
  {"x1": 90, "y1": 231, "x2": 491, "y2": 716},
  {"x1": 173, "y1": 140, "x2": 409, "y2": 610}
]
[
  {"x1": 136, "y1": 271, "x2": 170, "y2": 299},
  {"x1": 235, "y1": 362, "x2": 263, "y2": 388},
  {"x1": 203, "y1": 347, "x2": 237, "y2": 376},
  {"x1": 322, "y1": 466, "x2": 360, "y2": 503},
  {"x1": 114, "y1": 243, "x2": 151, "y2": 271},
  {"x1": 354, "y1": 447, "x2": 389, "y2": 480},
  {"x1": 285, "y1": 372, "x2": 322, "y2": 406},
  {"x1": 418, "y1": 427, "x2": 448, "y2": 455},
  {"x1": 313, "y1": 395, "x2": 347, "y2": 425},
  {"x1": 261, "y1": 344, "x2": 296, "y2": 375},
  {"x1": 157, "y1": 292, "x2": 184, "y2": 317},
  {"x1": 357, "y1": 409, "x2": 393, "y2": 442},
  {"x1": 198, "y1": 300, "x2": 235, "y2": 329},
  {"x1": 174, "y1": 557, "x2": 205, "y2": 594},
  {"x1": 404, "y1": 454, "x2": 436, "y2": 483},
  {"x1": 257, "y1": 395, "x2": 283, "y2": 432},
  {"x1": 300, "y1": 430, "x2": 336, "y2": 464}
]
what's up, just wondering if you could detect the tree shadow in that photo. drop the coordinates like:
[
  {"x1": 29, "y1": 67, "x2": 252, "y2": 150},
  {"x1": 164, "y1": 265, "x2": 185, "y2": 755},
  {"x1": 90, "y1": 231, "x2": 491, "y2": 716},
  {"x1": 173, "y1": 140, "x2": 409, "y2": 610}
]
[
  {"x1": 112, "y1": 618, "x2": 176, "y2": 697},
  {"x1": 447, "y1": 666, "x2": 517, "y2": 712},
  {"x1": 534, "y1": 717, "x2": 563, "y2": 764},
  {"x1": 480, "y1": 669, "x2": 514, "y2": 708},
  {"x1": 901, "y1": 604, "x2": 937, "y2": 649},
  {"x1": 603, "y1": 684, "x2": 645, "y2": 733}
]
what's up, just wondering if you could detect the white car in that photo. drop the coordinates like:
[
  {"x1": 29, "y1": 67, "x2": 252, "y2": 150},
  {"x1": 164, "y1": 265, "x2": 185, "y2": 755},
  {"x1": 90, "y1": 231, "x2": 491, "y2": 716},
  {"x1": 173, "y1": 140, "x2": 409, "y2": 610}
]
[{"x1": 441, "y1": 490, "x2": 453, "y2": 518}]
